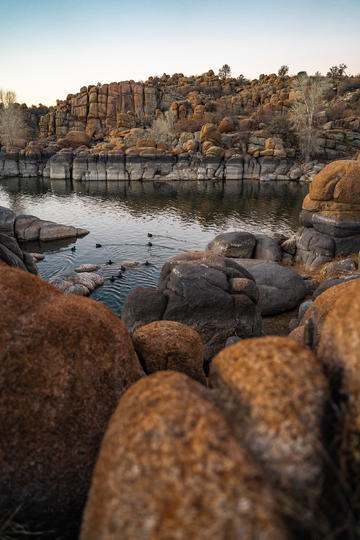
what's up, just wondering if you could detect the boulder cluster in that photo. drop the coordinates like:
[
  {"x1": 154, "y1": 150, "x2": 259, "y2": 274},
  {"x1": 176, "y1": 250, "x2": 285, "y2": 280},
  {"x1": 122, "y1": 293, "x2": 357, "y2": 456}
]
[{"x1": 1, "y1": 221, "x2": 360, "y2": 537}]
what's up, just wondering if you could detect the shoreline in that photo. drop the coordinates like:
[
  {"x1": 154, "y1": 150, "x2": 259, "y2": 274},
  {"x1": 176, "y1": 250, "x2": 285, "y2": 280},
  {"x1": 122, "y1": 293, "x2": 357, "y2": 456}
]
[{"x1": 0, "y1": 150, "x2": 326, "y2": 182}]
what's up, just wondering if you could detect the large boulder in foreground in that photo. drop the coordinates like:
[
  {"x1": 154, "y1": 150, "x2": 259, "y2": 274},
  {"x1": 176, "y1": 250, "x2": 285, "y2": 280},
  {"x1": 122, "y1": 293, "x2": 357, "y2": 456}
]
[
  {"x1": 209, "y1": 337, "x2": 328, "y2": 507},
  {"x1": 296, "y1": 160, "x2": 360, "y2": 269},
  {"x1": 81, "y1": 371, "x2": 287, "y2": 540},
  {"x1": 122, "y1": 252, "x2": 262, "y2": 363},
  {"x1": 0, "y1": 265, "x2": 144, "y2": 535},
  {"x1": 233, "y1": 259, "x2": 306, "y2": 315},
  {"x1": 132, "y1": 321, "x2": 206, "y2": 383},
  {"x1": 318, "y1": 279, "x2": 360, "y2": 486}
]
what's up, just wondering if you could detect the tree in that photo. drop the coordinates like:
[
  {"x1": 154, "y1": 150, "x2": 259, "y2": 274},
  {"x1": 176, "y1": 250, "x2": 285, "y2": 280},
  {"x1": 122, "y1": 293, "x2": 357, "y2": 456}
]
[
  {"x1": 289, "y1": 74, "x2": 328, "y2": 162},
  {"x1": 218, "y1": 64, "x2": 231, "y2": 80},
  {"x1": 278, "y1": 65, "x2": 289, "y2": 77},
  {"x1": 0, "y1": 89, "x2": 29, "y2": 148},
  {"x1": 327, "y1": 63, "x2": 347, "y2": 94}
]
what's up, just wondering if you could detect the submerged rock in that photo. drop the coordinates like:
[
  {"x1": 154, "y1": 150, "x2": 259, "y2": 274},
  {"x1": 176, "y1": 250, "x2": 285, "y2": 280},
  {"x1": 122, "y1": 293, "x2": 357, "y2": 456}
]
[
  {"x1": 74, "y1": 263, "x2": 101, "y2": 273},
  {"x1": 49, "y1": 271, "x2": 104, "y2": 295}
]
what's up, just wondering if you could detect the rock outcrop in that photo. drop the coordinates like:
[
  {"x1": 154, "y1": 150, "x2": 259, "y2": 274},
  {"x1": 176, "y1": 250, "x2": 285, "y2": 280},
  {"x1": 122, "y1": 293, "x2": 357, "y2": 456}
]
[
  {"x1": 122, "y1": 252, "x2": 262, "y2": 363},
  {"x1": 80, "y1": 371, "x2": 287, "y2": 540},
  {"x1": 0, "y1": 265, "x2": 144, "y2": 534},
  {"x1": 295, "y1": 160, "x2": 360, "y2": 269}
]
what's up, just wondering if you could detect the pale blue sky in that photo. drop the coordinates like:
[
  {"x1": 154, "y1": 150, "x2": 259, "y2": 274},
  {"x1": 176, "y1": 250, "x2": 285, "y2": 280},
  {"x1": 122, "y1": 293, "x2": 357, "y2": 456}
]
[{"x1": 1, "y1": 0, "x2": 359, "y2": 105}]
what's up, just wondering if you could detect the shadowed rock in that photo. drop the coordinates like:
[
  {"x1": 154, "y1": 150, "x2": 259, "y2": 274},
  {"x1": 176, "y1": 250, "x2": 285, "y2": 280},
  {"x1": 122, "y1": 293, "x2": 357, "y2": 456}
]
[
  {"x1": 317, "y1": 279, "x2": 360, "y2": 490},
  {"x1": 0, "y1": 265, "x2": 144, "y2": 535},
  {"x1": 132, "y1": 321, "x2": 206, "y2": 383},
  {"x1": 0, "y1": 233, "x2": 38, "y2": 274}
]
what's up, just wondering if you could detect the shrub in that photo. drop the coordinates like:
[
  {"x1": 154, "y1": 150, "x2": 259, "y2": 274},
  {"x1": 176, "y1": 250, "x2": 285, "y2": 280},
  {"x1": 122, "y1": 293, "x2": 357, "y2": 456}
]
[
  {"x1": 204, "y1": 101, "x2": 217, "y2": 112},
  {"x1": 327, "y1": 102, "x2": 346, "y2": 121}
]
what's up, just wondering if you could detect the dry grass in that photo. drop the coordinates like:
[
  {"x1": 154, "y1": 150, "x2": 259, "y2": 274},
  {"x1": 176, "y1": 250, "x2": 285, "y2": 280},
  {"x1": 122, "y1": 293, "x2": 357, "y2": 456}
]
[{"x1": 0, "y1": 507, "x2": 55, "y2": 540}]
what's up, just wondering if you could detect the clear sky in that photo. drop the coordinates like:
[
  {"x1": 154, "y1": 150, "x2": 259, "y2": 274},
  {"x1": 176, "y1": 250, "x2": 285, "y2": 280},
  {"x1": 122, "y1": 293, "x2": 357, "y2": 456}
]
[{"x1": 1, "y1": 0, "x2": 359, "y2": 106}]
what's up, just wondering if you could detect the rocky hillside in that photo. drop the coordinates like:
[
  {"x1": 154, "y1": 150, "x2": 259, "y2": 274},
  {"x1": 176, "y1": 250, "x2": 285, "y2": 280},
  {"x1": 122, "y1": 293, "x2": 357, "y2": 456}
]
[{"x1": 36, "y1": 71, "x2": 360, "y2": 162}]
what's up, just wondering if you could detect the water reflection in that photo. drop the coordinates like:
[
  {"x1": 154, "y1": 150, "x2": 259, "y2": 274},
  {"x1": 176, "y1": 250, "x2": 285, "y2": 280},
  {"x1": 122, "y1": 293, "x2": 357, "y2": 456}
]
[{"x1": 0, "y1": 177, "x2": 308, "y2": 317}]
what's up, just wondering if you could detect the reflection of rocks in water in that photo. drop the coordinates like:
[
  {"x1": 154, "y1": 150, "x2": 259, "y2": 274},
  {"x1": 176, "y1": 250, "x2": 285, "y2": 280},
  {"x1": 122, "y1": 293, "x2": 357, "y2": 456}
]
[
  {"x1": 49, "y1": 179, "x2": 74, "y2": 195},
  {"x1": 1, "y1": 177, "x2": 308, "y2": 234},
  {"x1": 19, "y1": 236, "x2": 79, "y2": 253}
]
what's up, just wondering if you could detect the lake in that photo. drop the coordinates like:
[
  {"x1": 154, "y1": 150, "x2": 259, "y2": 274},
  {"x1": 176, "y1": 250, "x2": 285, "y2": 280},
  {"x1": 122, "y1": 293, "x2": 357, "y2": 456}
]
[{"x1": 0, "y1": 177, "x2": 308, "y2": 317}]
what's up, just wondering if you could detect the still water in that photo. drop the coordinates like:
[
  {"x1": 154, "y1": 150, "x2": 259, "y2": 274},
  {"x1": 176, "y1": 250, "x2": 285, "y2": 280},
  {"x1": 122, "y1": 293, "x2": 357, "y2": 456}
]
[{"x1": 0, "y1": 177, "x2": 308, "y2": 317}]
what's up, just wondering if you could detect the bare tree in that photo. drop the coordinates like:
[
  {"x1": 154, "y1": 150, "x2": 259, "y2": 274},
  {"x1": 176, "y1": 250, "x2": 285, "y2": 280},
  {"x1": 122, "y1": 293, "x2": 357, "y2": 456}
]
[
  {"x1": 0, "y1": 89, "x2": 29, "y2": 148},
  {"x1": 148, "y1": 110, "x2": 176, "y2": 146},
  {"x1": 289, "y1": 74, "x2": 328, "y2": 162}
]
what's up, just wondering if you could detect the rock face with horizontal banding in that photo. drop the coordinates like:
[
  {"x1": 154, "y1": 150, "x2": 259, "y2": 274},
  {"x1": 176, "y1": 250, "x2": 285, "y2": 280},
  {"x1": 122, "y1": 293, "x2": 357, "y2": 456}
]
[{"x1": 295, "y1": 160, "x2": 360, "y2": 269}]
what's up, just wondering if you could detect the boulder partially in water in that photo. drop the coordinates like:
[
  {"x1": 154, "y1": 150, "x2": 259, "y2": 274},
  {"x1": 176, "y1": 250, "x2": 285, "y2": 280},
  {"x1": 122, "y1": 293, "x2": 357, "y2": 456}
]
[
  {"x1": 122, "y1": 252, "x2": 262, "y2": 363},
  {"x1": 0, "y1": 205, "x2": 89, "y2": 243}
]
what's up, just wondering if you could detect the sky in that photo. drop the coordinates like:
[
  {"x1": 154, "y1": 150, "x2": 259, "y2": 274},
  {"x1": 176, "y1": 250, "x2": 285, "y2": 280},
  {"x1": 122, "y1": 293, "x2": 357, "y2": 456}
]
[{"x1": 1, "y1": 0, "x2": 360, "y2": 106}]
